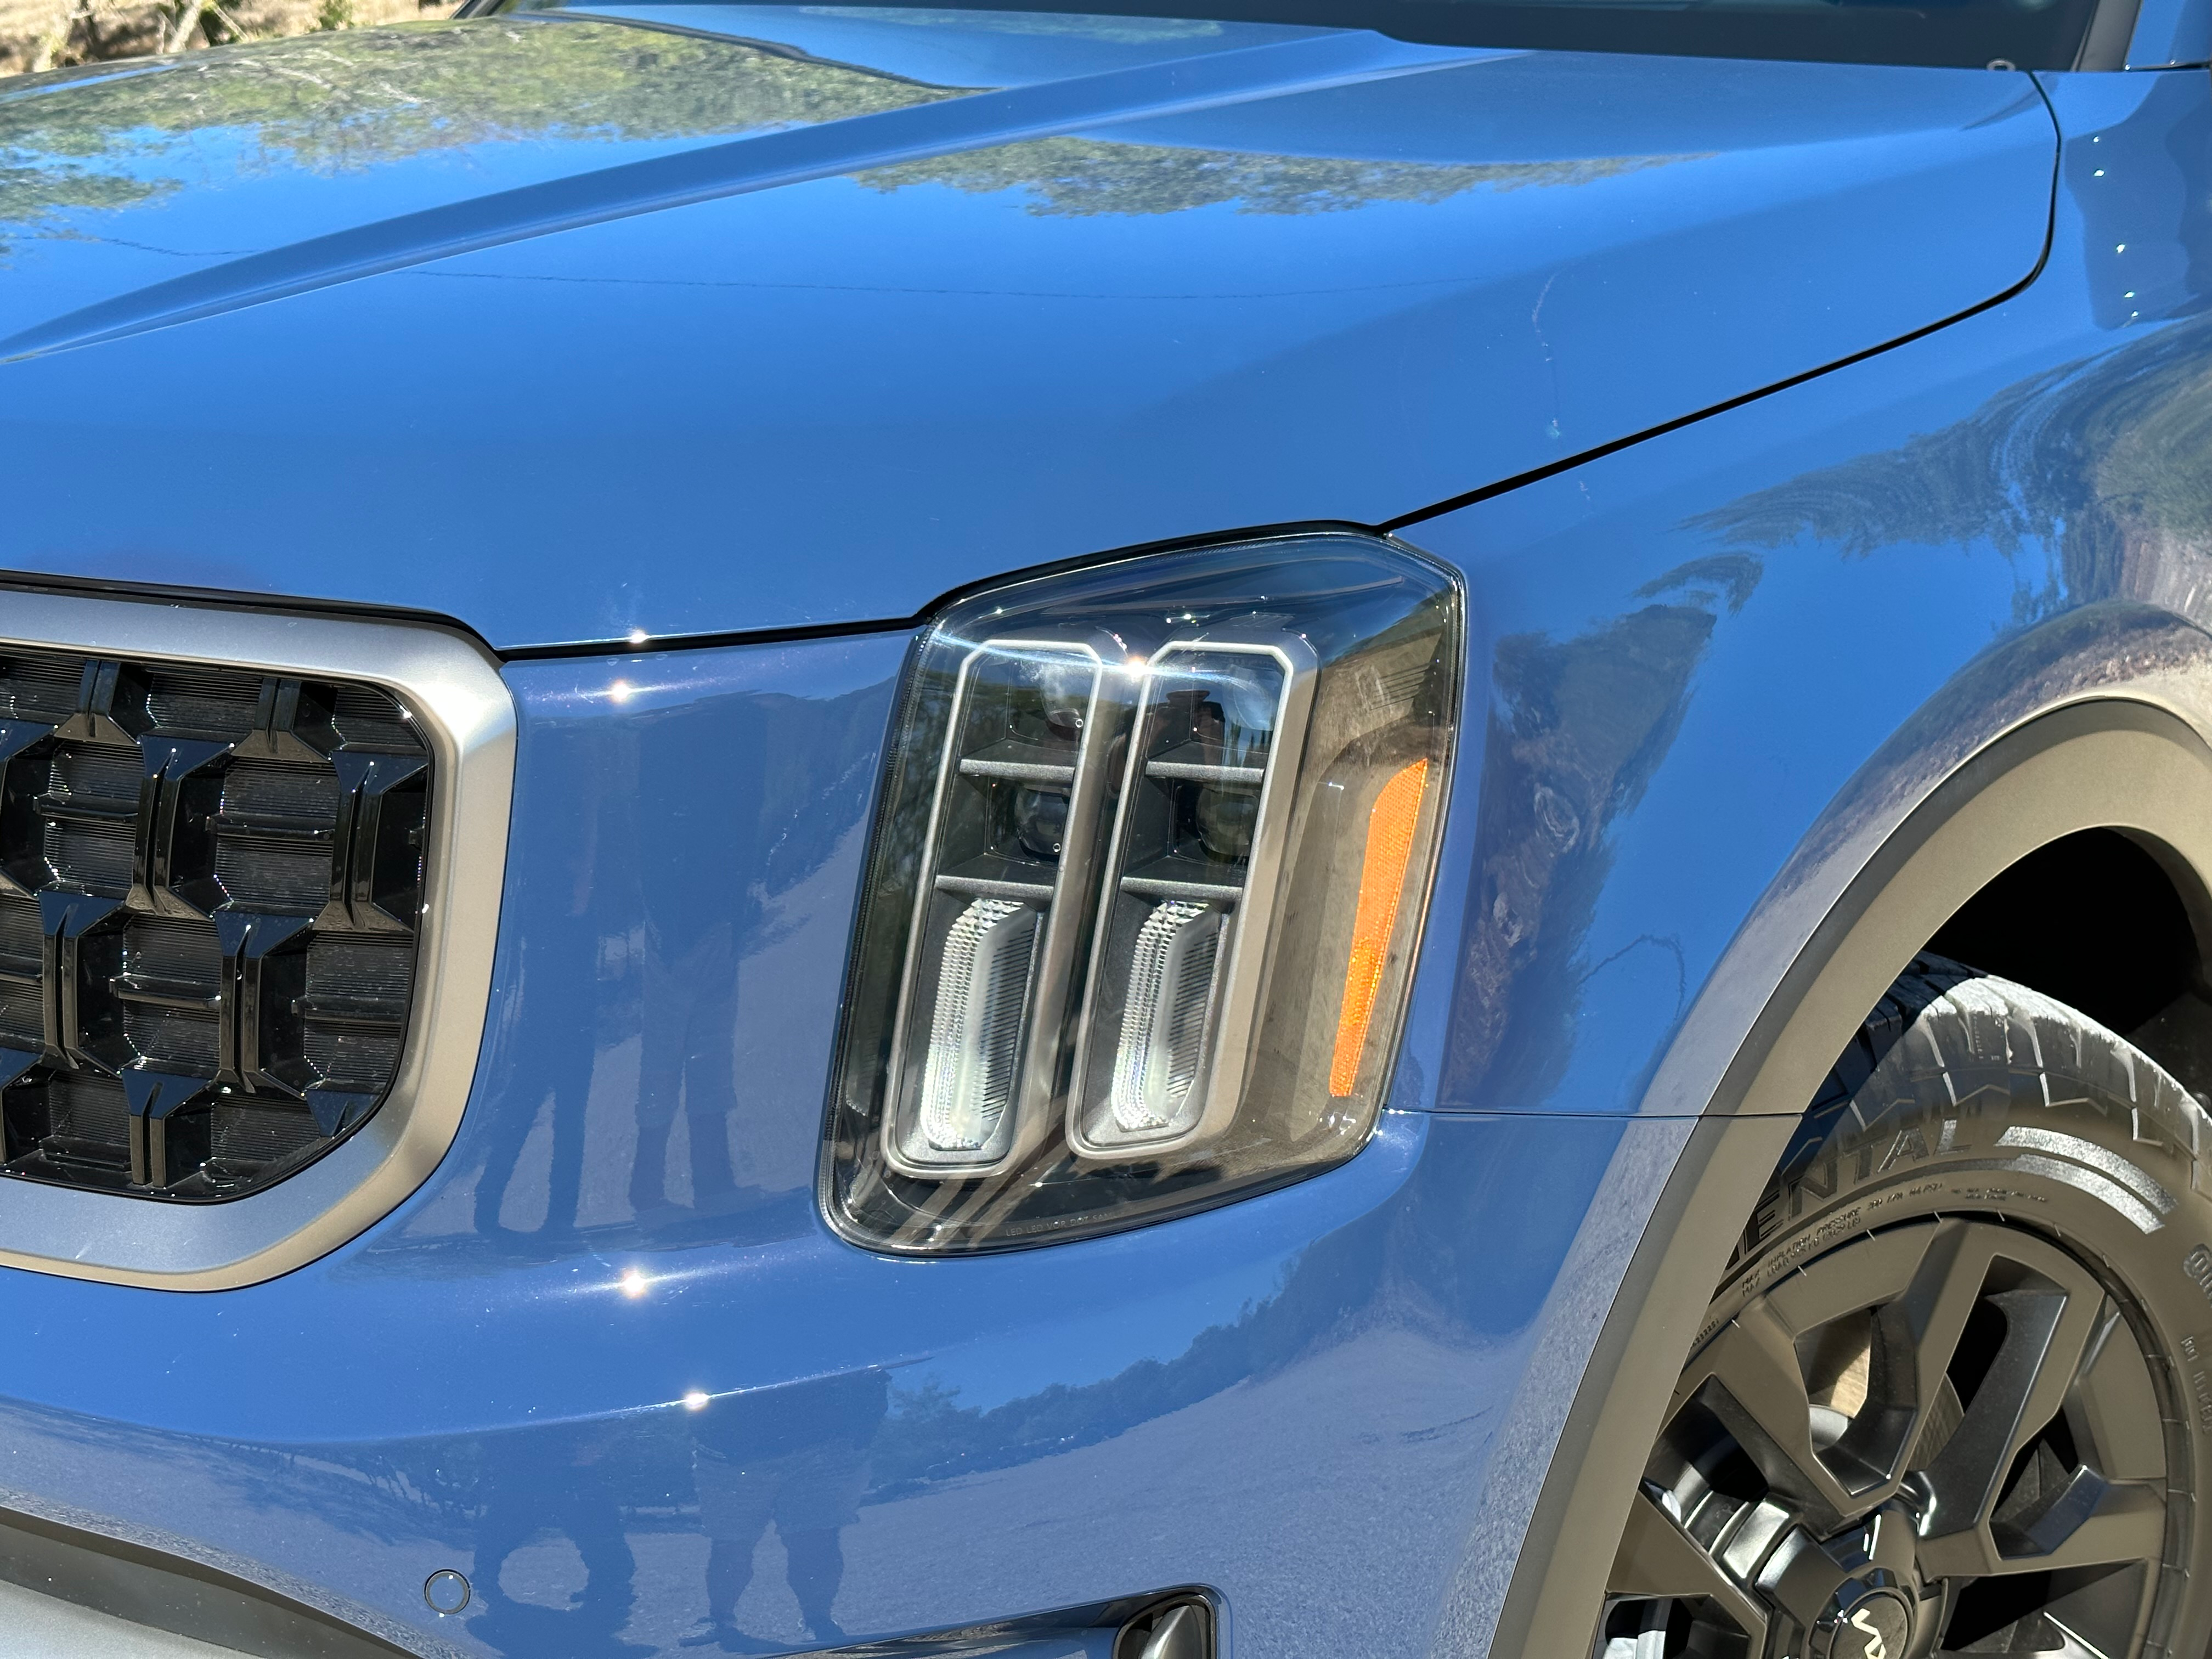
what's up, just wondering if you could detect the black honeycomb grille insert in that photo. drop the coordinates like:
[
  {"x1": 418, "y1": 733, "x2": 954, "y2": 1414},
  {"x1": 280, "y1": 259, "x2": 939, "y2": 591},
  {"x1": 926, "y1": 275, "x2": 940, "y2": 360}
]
[{"x1": 0, "y1": 651, "x2": 431, "y2": 1201}]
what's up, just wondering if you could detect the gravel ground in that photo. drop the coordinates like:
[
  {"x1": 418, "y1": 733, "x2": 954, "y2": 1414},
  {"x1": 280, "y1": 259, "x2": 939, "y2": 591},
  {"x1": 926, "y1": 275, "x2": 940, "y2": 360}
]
[{"x1": 0, "y1": 1578, "x2": 252, "y2": 1657}]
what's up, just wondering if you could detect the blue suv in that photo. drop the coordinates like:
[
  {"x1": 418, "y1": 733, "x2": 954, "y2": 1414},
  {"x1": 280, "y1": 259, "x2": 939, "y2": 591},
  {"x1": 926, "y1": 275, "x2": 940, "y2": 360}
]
[{"x1": 0, "y1": 0, "x2": 2210, "y2": 1655}]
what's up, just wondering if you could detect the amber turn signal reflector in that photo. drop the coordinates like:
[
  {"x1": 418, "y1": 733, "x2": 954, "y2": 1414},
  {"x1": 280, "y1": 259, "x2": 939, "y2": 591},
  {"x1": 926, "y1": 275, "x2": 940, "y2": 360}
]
[{"x1": 1329, "y1": 759, "x2": 1431, "y2": 1097}]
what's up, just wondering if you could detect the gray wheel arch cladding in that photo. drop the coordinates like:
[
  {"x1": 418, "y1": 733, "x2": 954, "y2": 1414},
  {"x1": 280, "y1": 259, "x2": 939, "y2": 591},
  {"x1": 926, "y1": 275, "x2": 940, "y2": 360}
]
[{"x1": 1489, "y1": 696, "x2": 2212, "y2": 1659}]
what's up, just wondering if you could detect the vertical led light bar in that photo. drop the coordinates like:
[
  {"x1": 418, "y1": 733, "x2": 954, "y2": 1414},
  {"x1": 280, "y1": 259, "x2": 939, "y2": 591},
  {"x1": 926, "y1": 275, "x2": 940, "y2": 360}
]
[
  {"x1": 916, "y1": 897, "x2": 1037, "y2": 1154},
  {"x1": 1070, "y1": 639, "x2": 1315, "y2": 1158},
  {"x1": 884, "y1": 639, "x2": 1109, "y2": 1175},
  {"x1": 1108, "y1": 898, "x2": 1219, "y2": 1136}
]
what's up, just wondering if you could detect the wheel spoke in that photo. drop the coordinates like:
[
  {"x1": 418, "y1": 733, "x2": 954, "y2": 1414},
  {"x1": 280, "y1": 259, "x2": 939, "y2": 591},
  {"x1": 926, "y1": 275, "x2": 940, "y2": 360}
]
[
  {"x1": 1917, "y1": 1286, "x2": 2066, "y2": 1536},
  {"x1": 2068, "y1": 1301, "x2": 2170, "y2": 1484},
  {"x1": 1905, "y1": 1235, "x2": 2107, "y2": 1542},
  {"x1": 1990, "y1": 1483, "x2": 2169, "y2": 1576},
  {"x1": 1927, "y1": 1480, "x2": 2168, "y2": 1578},
  {"x1": 1914, "y1": 1521, "x2": 2000, "y2": 1579},
  {"x1": 1888, "y1": 1221, "x2": 2003, "y2": 1466},
  {"x1": 1677, "y1": 1306, "x2": 1858, "y2": 1527},
  {"x1": 1609, "y1": 1488, "x2": 1770, "y2": 1649},
  {"x1": 1997, "y1": 1254, "x2": 2111, "y2": 1466}
]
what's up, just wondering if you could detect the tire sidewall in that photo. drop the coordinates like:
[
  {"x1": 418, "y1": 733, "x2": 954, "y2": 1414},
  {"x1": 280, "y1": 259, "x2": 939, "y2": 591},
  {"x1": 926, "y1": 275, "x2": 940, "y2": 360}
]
[{"x1": 1694, "y1": 970, "x2": 2212, "y2": 1657}]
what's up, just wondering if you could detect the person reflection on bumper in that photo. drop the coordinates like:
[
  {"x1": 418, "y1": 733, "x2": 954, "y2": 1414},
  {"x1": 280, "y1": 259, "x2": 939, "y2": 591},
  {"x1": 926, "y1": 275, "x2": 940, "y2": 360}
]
[{"x1": 682, "y1": 1367, "x2": 891, "y2": 1653}]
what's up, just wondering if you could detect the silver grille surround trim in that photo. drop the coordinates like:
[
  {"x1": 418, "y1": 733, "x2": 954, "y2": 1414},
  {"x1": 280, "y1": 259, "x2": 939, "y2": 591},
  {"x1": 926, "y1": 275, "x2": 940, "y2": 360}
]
[{"x1": 0, "y1": 590, "x2": 514, "y2": 1290}]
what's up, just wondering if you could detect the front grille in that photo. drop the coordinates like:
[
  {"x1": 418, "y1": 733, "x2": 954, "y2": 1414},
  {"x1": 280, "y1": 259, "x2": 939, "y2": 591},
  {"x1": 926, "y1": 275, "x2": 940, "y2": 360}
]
[{"x1": 0, "y1": 651, "x2": 430, "y2": 1201}]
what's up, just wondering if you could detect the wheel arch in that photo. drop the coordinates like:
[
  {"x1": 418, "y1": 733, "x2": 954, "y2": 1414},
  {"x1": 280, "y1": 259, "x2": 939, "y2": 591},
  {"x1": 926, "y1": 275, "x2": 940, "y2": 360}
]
[{"x1": 1489, "y1": 692, "x2": 2212, "y2": 1658}]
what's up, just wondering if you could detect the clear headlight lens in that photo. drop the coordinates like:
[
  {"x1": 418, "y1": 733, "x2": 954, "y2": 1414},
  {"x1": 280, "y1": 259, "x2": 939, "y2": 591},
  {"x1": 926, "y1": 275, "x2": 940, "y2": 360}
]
[{"x1": 822, "y1": 534, "x2": 1459, "y2": 1251}]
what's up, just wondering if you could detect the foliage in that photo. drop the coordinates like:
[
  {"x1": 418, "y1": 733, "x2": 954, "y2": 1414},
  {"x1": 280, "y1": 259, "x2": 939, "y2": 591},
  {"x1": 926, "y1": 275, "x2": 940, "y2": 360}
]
[
  {"x1": 0, "y1": 149, "x2": 160, "y2": 225},
  {"x1": 859, "y1": 140, "x2": 1677, "y2": 218},
  {"x1": 0, "y1": 17, "x2": 953, "y2": 167},
  {"x1": 0, "y1": 15, "x2": 1685, "y2": 251},
  {"x1": 0, "y1": 16, "x2": 953, "y2": 244},
  {"x1": 1685, "y1": 309, "x2": 2212, "y2": 622}
]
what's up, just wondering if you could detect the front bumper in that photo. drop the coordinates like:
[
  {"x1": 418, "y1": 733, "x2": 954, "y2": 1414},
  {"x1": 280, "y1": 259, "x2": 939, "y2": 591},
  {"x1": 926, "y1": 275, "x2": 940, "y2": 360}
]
[{"x1": 0, "y1": 630, "x2": 1676, "y2": 1658}]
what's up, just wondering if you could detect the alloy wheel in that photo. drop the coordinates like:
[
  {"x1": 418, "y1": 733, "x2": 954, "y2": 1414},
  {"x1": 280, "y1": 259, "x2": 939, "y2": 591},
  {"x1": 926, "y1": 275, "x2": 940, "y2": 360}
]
[{"x1": 1602, "y1": 1217, "x2": 2180, "y2": 1658}]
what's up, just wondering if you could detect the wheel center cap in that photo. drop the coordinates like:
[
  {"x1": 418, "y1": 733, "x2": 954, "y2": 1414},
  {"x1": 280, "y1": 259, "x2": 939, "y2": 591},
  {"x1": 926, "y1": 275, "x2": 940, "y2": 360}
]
[{"x1": 1820, "y1": 1589, "x2": 1912, "y2": 1659}]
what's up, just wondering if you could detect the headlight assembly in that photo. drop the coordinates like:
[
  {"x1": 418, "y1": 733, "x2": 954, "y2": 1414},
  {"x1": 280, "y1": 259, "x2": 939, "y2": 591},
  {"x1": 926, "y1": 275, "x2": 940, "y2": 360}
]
[{"x1": 822, "y1": 534, "x2": 1459, "y2": 1251}]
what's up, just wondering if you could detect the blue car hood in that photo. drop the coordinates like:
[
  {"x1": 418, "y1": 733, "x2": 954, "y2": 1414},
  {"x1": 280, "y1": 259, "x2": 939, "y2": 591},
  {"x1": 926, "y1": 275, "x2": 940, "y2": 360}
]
[{"x1": 0, "y1": 7, "x2": 2055, "y2": 649}]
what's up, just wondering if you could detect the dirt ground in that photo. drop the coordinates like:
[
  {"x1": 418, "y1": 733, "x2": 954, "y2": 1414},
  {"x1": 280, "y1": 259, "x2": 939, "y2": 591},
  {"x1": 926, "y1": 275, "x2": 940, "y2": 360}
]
[{"x1": 0, "y1": 0, "x2": 456, "y2": 75}]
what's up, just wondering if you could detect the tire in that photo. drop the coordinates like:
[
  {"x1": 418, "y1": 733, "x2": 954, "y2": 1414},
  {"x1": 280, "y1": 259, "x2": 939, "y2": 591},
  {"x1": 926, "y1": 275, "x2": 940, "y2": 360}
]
[{"x1": 1601, "y1": 953, "x2": 2212, "y2": 1659}]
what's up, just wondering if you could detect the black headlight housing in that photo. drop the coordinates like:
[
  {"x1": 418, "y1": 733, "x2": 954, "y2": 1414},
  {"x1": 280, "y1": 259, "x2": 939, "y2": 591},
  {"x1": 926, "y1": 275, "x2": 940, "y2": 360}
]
[{"x1": 822, "y1": 533, "x2": 1460, "y2": 1252}]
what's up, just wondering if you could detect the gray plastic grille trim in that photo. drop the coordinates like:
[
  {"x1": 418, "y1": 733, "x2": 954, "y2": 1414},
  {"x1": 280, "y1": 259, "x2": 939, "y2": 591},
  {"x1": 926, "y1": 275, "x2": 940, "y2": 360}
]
[{"x1": 0, "y1": 591, "x2": 513, "y2": 1290}]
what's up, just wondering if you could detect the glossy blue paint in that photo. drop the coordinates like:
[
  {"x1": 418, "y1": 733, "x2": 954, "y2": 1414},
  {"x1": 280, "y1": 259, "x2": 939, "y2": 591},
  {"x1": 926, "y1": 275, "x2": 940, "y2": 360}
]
[
  {"x1": 0, "y1": 15, "x2": 2052, "y2": 647},
  {"x1": 0, "y1": 1105, "x2": 1683, "y2": 1658},
  {"x1": 2128, "y1": 0, "x2": 2212, "y2": 65},
  {"x1": 1386, "y1": 65, "x2": 2212, "y2": 1125},
  {"x1": 4, "y1": 18, "x2": 2212, "y2": 1659},
  {"x1": 0, "y1": 627, "x2": 1693, "y2": 1656}
]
